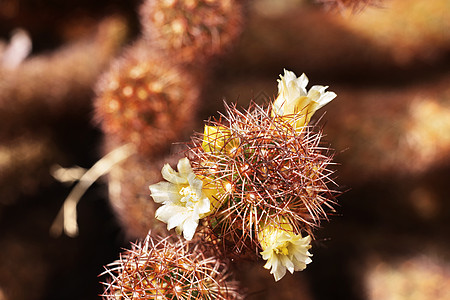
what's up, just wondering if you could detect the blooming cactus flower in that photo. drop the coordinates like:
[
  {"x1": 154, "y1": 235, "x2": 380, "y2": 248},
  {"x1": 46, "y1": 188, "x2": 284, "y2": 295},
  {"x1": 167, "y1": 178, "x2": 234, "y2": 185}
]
[
  {"x1": 258, "y1": 218, "x2": 313, "y2": 281},
  {"x1": 272, "y1": 69, "x2": 336, "y2": 128},
  {"x1": 149, "y1": 157, "x2": 212, "y2": 240}
]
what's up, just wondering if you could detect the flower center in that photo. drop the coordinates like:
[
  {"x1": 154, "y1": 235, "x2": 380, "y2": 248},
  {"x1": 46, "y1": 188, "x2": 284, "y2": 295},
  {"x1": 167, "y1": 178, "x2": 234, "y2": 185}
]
[
  {"x1": 179, "y1": 186, "x2": 200, "y2": 208},
  {"x1": 274, "y1": 241, "x2": 290, "y2": 256}
]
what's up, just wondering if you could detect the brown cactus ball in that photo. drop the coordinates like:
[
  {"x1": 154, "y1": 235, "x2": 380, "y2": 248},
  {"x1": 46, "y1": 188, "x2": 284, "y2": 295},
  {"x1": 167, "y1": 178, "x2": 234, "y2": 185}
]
[
  {"x1": 102, "y1": 233, "x2": 243, "y2": 300},
  {"x1": 94, "y1": 40, "x2": 201, "y2": 157},
  {"x1": 189, "y1": 102, "x2": 337, "y2": 254},
  {"x1": 139, "y1": 0, "x2": 244, "y2": 64}
]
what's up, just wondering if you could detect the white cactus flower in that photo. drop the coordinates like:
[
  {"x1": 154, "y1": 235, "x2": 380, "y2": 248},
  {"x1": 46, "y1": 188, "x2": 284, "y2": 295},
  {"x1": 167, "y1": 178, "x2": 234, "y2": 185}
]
[
  {"x1": 272, "y1": 69, "x2": 336, "y2": 128},
  {"x1": 149, "y1": 157, "x2": 211, "y2": 240},
  {"x1": 258, "y1": 219, "x2": 313, "y2": 281}
]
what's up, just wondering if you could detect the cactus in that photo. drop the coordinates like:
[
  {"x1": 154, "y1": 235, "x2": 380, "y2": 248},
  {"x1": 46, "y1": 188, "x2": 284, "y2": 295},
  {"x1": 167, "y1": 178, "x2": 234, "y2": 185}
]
[
  {"x1": 139, "y1": 0, "x2": 245, "y2": 64},
  {"x1": 94, "y1": 40, "x2": 201, "y2": 157},
  {"x1": 187, "y1": 101, "x2": 337, "y2": 255},
  {"x1": 147, "y1": 69, "x2": 339, "y2": 281},
  {"x1": 102, "y1": 233, "x2": 242, "y2": 299}
]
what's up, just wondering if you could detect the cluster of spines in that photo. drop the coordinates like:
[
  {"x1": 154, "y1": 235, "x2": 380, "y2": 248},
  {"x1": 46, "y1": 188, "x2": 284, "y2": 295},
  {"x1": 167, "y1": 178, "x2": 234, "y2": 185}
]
[
  {"x1": 102, "y1": 233, "x2": 242, "y2": 300},
  {"x1": 188, "y1": 102, "x2": 337, "y2": 254}
]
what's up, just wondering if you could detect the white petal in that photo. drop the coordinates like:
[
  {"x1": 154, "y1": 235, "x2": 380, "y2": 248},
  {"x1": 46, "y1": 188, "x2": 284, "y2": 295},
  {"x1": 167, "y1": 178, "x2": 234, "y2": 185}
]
[
  {"x1": 263, "y1": 256, "x2": 274, "y2": 270},
  {"x1": 149, "y1": 182, "x2": 180, "y2": 203},
  {"x1": 177, "y1": 157, "x2": 193, "y2": 178},
  {"x1": 261, "y1": 248, "x2": 274, "y2": 261},
  {"x1": 272, "y1": 96, "x2": 287, "y2": 115},
  {"x1": 166, "y1": 210, "x2": 189, "y2": 230},
  {"x1": 197, "y1": 197, "x2": 211, "y2": 215},
  {"x1": 292, "y1": 260, "x2": 307, "y2": 271},
  {"x1": 296, "y1": 73, "x2": 309, "y2": 91},
  {"x1": 161, "y1": 163, "x2": 187, "y2": 184},
  {"x1": 272, "y1": 263, "x2": 287, "y2": 282},
  {"x1": 280, "y1": 255, "x2": 295, "y2": 274},
  {"x1": 283, "y1": 69, "x2": 298, "y2": 83},
  {"x1": 187, "y1": 173, "x2": 203, "y2": 193},
  {"x1": 155, "y1": 204, "x2": 174, "y2": 221},
  {"x1": 292, "y1": 254, "x2": 310, "y2": 271},
  {"x1": 182, "y1": 217, "x2": 199, "y2": 240},
  {"x1": 308, "y1": 85, "x2": 327, "y2": 94},
  {"x1": 270, "y1": 254, "x2": 279, "y2": 273},
  {"x1": 317, "y1": 91, "x2": 337, "y2": 109},
  {"x1": 308, "y1": 85, "x2": 336, "y2": 109},
  {"x1": 155, "y1": 205, "x2": 185, "y2": 226}
]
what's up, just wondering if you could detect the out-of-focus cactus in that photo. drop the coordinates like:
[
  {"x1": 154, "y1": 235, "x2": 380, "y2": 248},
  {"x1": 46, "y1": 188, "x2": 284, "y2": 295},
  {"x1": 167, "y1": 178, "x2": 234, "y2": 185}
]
[
  {"x1": 324, "y1": 77, "x2": 450, "y2": 184},
  {"x1": 94, "y1": 40, "x2": 201, "y2": 157},
  {"x1": 0, "y1": 135, "x2": 62, "y2": 206},
  {"x1": 333, "y1": 0, "x2": 450, "y2": 65},
  {"x1": 318, "y1": 0, "x2": 380, "y2": 11},
  {"x1": 0, "y1": 16, "x2": 128, "y2": 140},
  {"x1": 0, "y1": 16, "x2": 127, "y2": 206},
  {"x1": 139, "y1": 0, "x2": 245, "y2": 64}
]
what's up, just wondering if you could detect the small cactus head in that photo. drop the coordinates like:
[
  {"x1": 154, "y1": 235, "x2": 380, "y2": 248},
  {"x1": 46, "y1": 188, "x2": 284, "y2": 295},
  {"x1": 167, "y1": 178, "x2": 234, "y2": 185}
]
[
  {"x1": 188, "y1": 102, "x2": 337, "y2": 255},
  {"x1": 101, "y1": 233, "x2": 242, "y2": 299},
  {"x1": 139, "y1": 0, "x2": 244, "y2": 64},
  {"x1": 94, "y1": 40, "x2": 200, "y2": 157}
]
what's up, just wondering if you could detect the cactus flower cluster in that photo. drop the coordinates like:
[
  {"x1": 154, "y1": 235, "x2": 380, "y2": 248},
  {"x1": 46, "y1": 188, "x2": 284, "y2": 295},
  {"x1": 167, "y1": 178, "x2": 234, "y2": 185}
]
[{"x1": 149, "y1": 69, "x2": 338, "y2": 281}]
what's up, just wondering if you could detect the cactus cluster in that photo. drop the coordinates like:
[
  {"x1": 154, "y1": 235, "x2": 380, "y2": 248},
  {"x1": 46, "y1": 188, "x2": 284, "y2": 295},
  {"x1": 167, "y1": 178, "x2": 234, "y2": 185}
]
[
  {"x1": 102, "y1": 234, "x2": 242, "y2": 300},
  {"x1": 99, "y1": 0, "x2": 339, "y2": 296},
  {"x1": 101, "y1": 67, "x2": 339, "y2": 297},
  {"x1": 144, "y1": 69, "x2": 339, "y2": 282}
]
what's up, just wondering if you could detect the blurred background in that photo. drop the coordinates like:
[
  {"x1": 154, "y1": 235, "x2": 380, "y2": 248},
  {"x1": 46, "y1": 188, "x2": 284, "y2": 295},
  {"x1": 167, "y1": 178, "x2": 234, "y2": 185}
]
[{"x1": 0, "y1": 0, "x2": 449, "y2": 299}]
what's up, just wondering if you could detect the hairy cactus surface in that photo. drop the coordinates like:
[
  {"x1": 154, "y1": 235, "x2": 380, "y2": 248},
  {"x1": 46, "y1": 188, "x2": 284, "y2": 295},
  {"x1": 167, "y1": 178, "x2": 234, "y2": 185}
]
[
  {"x1": 102, "y1": 233, "x2": 242, "y2": 299},
  {"x1": 188, "y1": 102, "x2": 337, "y2": 254}
]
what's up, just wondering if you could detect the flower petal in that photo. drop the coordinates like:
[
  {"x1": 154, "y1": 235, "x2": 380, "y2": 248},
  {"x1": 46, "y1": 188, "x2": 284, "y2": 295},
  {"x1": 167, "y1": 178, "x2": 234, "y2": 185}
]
[
  {"x1": 166, "y1": 209, "x2": 190, "y2": 230},
  {"x1": 149, "y1": 182, "x2": 180, "y2": 204},
  {"x1": 188, "y1": 173, "x2": 203, "y2": 194},
  {"x1": 271, "y1": 259, "x2": 287, "y2": 282},
  {"x1": 197, "y1": 197, "x2": 211, "y2": 216},
  {"x1": 272, "y1": 70, "x2": 336, "y2": 129},
  {"x1": 161, "y1": 163, "x2": 188, "y2": 184},
  {"x1": 295, "y1": 72, "x2": 309, "y2": 91},
  {"x1": 317, "y1": 91, "x2": 337, "y2": 109},
  {"x1": 280, "y1": 255, "x2": 295, "y2": 274},
  {"x1": 177, "y1": 157, "x2": 193, "y2": 178},
  {"x1": 181, "y1": 217, "x2": 199, "y2": 240},
  {"x1": 155, "y1": 204, "x2": 186, "y2": 227}
]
